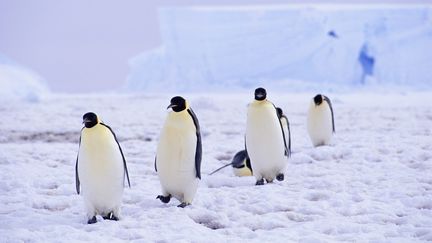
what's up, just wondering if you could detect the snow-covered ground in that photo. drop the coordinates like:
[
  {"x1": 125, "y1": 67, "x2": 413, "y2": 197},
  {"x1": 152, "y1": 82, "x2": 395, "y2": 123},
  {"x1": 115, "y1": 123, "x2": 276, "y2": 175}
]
[{"x1": 0, "y1": 91, "x2": 431, "y2": 242}]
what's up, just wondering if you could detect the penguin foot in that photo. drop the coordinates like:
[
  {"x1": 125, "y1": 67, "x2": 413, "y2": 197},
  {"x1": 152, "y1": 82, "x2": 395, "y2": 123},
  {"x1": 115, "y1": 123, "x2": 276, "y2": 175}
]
[
  {"x1": 255, "y1": 179, "x2": 265, "y2": 186},
  {"x1": 276, "y1": 173, "x2": 284, "y2": 181},
  {"x1": 157, "y1": 195, "x2": 171, "y2": 203},
  {"x1": 87, "y1": 216, "x2": 97, "y2": 224},
  {"x1": 177, "y1": 202, "x2": 191, "y2": 208},
  {"x1": 103, "y1": 212, "x2": 119, "y2": 221}
]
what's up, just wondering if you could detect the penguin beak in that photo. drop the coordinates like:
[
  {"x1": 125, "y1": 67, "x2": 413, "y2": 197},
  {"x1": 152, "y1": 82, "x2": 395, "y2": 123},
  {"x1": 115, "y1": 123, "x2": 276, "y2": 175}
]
[{"x1": 167, "y1": 103, "x2": 177, "y2": 110}]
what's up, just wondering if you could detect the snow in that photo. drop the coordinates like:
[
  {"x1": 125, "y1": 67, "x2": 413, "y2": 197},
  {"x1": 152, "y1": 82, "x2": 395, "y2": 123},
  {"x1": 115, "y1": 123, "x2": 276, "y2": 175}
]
[
  {"x1": 1, "y1": 91, "x2": 431, "y2": 242},
  {"x1": 127, "y1": 4, "x2": 432, "y2": 92},
  {"x1": 0, "y1": 54, "x2": 49, "y2": 102}
]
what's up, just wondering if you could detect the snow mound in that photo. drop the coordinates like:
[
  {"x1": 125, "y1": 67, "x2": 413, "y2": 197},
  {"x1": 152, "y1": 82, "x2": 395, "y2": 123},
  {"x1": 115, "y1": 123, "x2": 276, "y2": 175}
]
[
  {"x1": 0, "y1": 54, "x2": 49, "y2": 102},
  {"x1": 127, "y1": 4, "x2": 432, "y2": 92}
]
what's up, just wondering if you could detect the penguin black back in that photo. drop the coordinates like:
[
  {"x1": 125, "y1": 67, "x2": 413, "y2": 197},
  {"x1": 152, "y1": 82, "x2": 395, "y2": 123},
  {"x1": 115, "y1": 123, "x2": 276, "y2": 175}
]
[
  {"x1": 254, "y1": 87, "x2": 267, "y2": 101},
  {"x1": 231, "y1": 150, "x2": 248, "y2": 169},
  {"x1": 83, "y1": 112, "x2": 98, "y2": 128}
]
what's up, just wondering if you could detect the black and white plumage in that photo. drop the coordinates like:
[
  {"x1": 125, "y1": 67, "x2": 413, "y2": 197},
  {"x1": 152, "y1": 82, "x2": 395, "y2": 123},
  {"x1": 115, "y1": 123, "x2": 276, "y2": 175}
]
[
  {"x1": 155, "y1": 96, "x2": 201, "y2": 208},
  {"x1": 75, "y1": 112, "x2": 130, "y2": 224},
  {"x1": 307, "y1": 94, "x2": 335, "y2": 147},
  {"x1": 246, "y1": 88, "x2": 288, "y2": 185},
  {"x1": 209, "y1": 150, "x2": 252, "y2": 177}
]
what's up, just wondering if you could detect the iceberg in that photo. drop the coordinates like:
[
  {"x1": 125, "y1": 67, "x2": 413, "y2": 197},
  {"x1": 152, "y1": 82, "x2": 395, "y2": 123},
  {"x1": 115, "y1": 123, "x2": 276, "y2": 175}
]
[
  {"x1": 127, "y1": 4, "x2": 432, "y2": 91},
  {"x1": 0, "y1": 54, "x2": 49, "y2": 102}
]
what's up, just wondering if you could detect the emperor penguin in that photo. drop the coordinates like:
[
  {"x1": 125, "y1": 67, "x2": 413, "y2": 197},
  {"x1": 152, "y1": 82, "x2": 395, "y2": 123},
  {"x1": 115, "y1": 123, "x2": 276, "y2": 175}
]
[
  {"x1": 75, "y1": 112, "x2": 131, "y2": 224},
  {"x1": 246, "y1": 88, "x2": 289, "y2": 185},
  {"x1": 276, "y1": 107, "x2": 291, "y2": 157},
  {"x1": 307, "y1": 94, "x2": 335, "y2": 147},
  {"x1": 155, "y1": 96, "x2": 201, "y2": 208},
  {"x1": 209, "y1": 150, "x2": 253, "y2": 177}
]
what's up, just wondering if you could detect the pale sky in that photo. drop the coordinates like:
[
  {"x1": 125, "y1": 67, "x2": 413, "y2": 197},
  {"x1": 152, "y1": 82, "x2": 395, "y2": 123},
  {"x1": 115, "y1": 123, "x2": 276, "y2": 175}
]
[{"x1": 0, "y1": 0, "x2": 429, "y2": 93}]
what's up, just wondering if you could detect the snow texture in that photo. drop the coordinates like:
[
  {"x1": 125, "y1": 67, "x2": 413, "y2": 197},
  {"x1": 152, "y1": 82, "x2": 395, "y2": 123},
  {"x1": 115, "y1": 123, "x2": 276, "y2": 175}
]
[
  {"x1": 0, "y1": 91, "x2": 431, "y2": 242},
  {"x1": 127, "y1": 5, "x2": 432, "y2": 92},
  {"x1": 0, "y1": 54, "x2": 49, "y2": 102}
]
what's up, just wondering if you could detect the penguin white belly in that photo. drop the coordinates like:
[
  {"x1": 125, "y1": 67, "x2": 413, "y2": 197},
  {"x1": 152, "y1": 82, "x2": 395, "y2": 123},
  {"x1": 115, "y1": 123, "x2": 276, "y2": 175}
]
[
  {"x1": 156, "y1": 113, "x2": 198, "y2": 203},
  {"x1": 78, "y1": 126, "x2": 124, "y2": 215},
  {"x1": 246, "y1": 103, "x2": 286, "y2": 181},
  {"x1": 307, "y1": 104, "x2": 333, "y2": 146}
]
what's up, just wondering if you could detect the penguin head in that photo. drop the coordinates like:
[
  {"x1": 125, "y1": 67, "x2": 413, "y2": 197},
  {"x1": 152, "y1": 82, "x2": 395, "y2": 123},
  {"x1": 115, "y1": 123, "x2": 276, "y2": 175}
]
[
  {"x1": 314, "y1": 94, "x2": 323, "y2": 106},
  {"x1": 254, "y1": 87, "x2": 267, "y2": 101},
  {"x1": 276, "y1": 107, "x2": 283, "y2": 118},
  {"x1": 167, "y1": 96, "x2": 187, "y2": 112},
  {"x1": 82, "y1": 112, "x2": 99, "y2": 128}
]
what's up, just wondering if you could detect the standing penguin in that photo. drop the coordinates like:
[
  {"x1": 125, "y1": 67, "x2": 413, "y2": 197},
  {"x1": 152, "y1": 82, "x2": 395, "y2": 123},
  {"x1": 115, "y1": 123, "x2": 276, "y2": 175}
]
[
  {"x1": 75, "y1": 112, "x2": 131, "y2": 224},
  {"x1": 246, "y1": 88, "x2": 289, "y2": 185},
  {"x1": 276, "y1": 107, "x2": 291, "y2": 157},
  {"x1": 209, "y1": 150, "x2": 253, "y2": 177},
  {"x1": 307, "y1": 94, "x2": 335, "y2": 147},
  {"x1": 155, "y1": 96, "x2": 201, "y2": 208}
]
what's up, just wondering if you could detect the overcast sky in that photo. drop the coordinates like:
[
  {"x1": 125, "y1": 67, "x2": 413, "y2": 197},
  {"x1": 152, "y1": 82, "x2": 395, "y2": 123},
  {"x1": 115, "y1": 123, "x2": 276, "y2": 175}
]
[{"x1": 0, "y1": 0, "x2": 429, "y2": 93}]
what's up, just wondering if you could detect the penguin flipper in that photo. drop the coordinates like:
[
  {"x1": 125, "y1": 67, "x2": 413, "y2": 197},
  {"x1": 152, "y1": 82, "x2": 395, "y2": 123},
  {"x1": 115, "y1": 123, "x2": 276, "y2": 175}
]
[
  {"x1": 154, "y1": 156, "x2": 157, "y2": 172},
  {"x1": 243, "y1": 144, "x2": 253, "y2": 173},
  {"x1": 75, "y1": 134, "x2": 82, "y2": 194},
  {"x1": 323, "y1": 96, "x2": 335, "y2": 133},
  {"x1": 187, "y1": 108, "x2": 202, "y2": 179},
  {"x1": 209, "y1": 163, "x2": 232, "y2": 175},
  {"x1": 282, "y1": 115, "x2": 292, "y2": 157},
  {"x1": 75, "y1": 156, "x2": 80, "y2": 194},
  {"x1": 100, "y1": 123, "x2": 131, "y2": 188},
  {"x1": 272, "y1": 104, "x2": 289, "y2": 157}
]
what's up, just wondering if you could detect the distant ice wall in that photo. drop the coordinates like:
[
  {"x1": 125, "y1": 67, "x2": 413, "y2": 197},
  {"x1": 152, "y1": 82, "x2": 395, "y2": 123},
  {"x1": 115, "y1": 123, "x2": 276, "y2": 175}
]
[
  {"x1": 0, "y1": 54, "x2": 49, "y2": 102},
  {"x1": 127, "y1": 5, "x2": 432, "y2": 91}
]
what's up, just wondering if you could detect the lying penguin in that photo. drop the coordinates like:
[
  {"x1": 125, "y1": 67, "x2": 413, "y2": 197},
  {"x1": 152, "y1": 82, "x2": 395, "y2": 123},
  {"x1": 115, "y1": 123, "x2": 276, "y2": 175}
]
[{"x1": 210, "y1": 150, "x2": 252, "y2": 177}]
